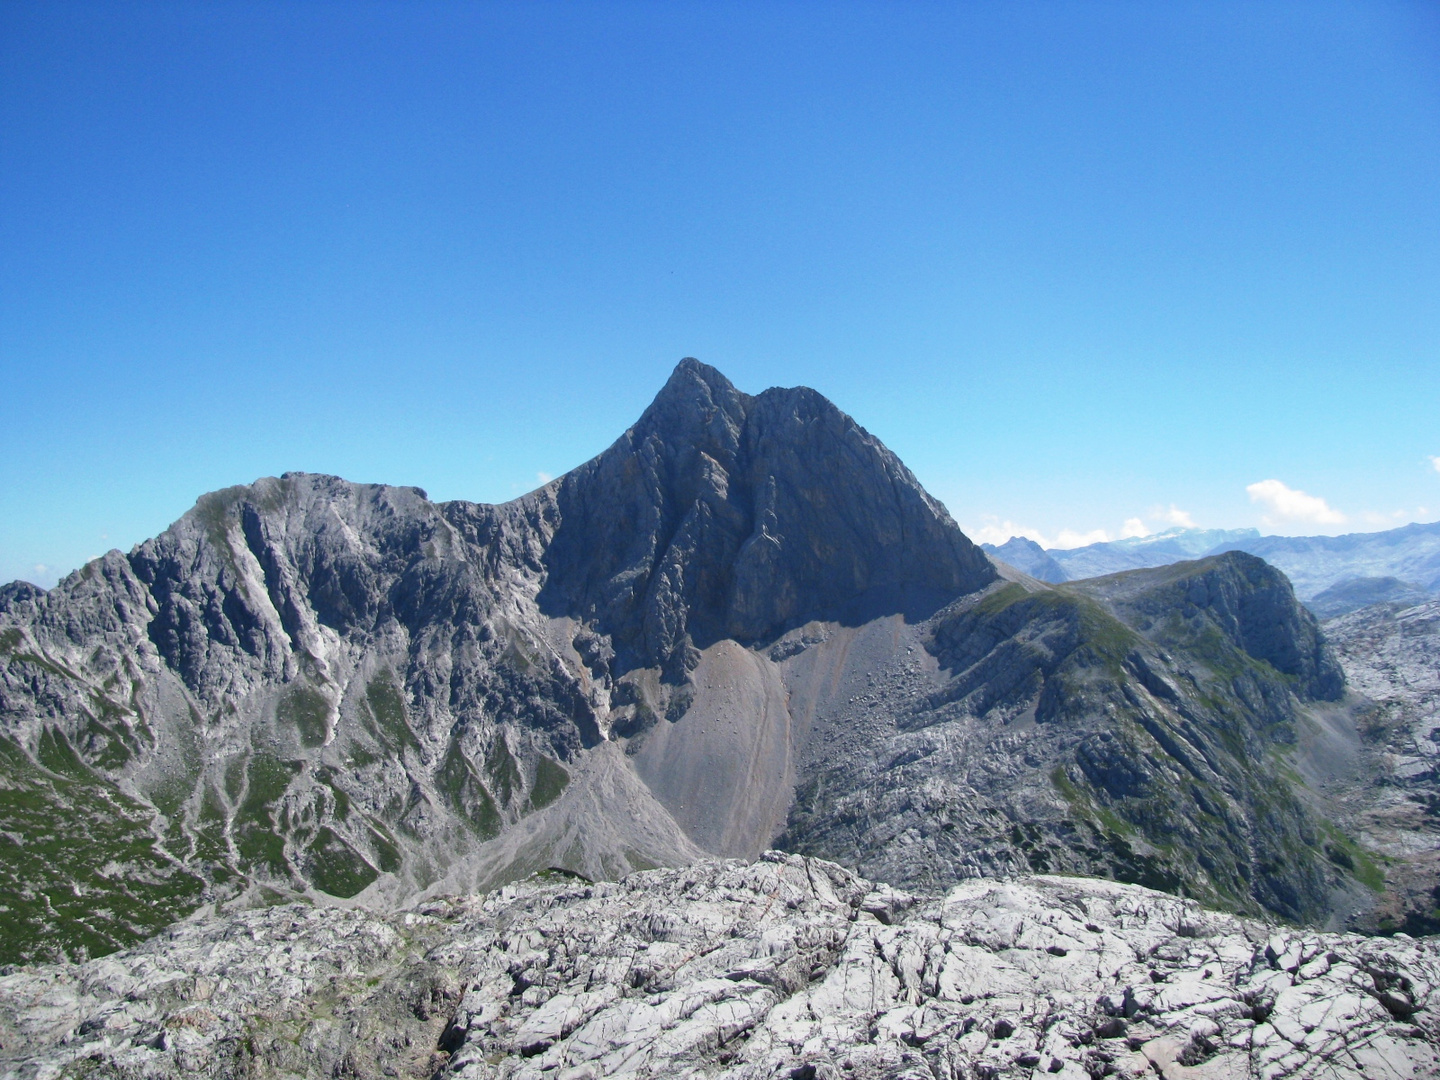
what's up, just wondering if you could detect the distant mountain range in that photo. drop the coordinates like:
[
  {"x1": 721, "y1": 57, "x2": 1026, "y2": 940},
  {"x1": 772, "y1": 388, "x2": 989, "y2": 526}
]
[
  {"x1": 0, "y1": 359, "x2": 1434, "y2": 969},
  {"x1": 983, "y1": 521, "x2": 1440, "y2": 615}
]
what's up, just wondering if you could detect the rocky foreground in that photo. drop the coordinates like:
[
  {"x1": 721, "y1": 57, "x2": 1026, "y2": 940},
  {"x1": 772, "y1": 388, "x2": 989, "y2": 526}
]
[{"x1": 1, "y1": 854, "x2": 1436, "y2": 1080}]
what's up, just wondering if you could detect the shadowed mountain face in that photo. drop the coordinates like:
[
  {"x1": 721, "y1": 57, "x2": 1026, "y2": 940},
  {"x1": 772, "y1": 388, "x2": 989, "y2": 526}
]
[
  {"x1": 540, "y1": 360, "x2": 995, "y2": 674},
  {"x1": 0, "y1": 360, "x2": 1413, "y2": 964}
]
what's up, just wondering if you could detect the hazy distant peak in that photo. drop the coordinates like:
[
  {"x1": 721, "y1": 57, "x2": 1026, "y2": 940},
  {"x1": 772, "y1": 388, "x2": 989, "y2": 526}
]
[
  {"x1": 979, "y1": 535, "x2": 1068, "y2": 583},
  {"x1": 1097, "y1": 526, "x2": 1261, "y2": 554}
]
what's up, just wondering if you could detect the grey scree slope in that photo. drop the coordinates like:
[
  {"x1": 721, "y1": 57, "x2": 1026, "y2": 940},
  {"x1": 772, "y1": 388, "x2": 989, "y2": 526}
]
[{"x1": 0, "y1": 359, "x2": 1436, "y2": 966}]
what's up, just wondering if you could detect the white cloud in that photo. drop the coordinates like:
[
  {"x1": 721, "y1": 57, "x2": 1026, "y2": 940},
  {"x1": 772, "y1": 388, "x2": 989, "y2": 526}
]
[
  {"x1": 1431, "y1": 455, "x2": 1440, "y2": 474},
  {"x1": 970, "y1": 519, "x2": 1050, "y2": 547},
  {"x1": 1117, "y1": 505, "x2": 1197, "y2": 541},
  {"x1": 1160, "y1": 505, "x2": 1196, "y2": 529},
  {"x1": 1246, "y1": 479, "x2": 1346, "y2": 527},
  {"x1": 1053, "y1": 527, "x2": 1111, "y2": 549},
  {"x1": 970, "y1": 517, "x2": 1119, "y2": 550},
  {"x1": 1359, "y1": 508, "x2": 1413, "y2": 526},
  {"x1": 537, "y1": 471, "x2": 553, "y2": 485},
  {"x1": 32, "y1": 563, "x2": 47, "y2": 576}
]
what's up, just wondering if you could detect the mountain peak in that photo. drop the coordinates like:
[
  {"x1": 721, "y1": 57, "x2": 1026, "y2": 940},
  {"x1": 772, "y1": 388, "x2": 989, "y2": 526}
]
[
  {"x1": 634, "y1": 358, "x2": 752, "y2": 451},
  {"x1": 540, "y1": 363, "x2": 995, "y2": 672},
  {"x1": 669, "y1": 356, "x2": 734, "y2": 392}
]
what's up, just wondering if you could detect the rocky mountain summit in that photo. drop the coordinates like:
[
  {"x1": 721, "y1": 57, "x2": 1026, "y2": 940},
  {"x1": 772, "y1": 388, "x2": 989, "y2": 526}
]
[
  {"x1": 2, "y1": 853, "x2": 1436, "y2": 1080},
  {"x1": 0, "y1": 359, "x2": 1426, "y2": 966}
]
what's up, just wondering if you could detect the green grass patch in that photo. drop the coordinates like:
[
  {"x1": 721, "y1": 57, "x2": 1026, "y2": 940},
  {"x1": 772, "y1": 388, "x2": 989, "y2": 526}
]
[
  {"x1": 233, "y1": 753, "x2": 300, "y2": 877},
  {"x1": 344, "y1": 740, "x2": 378, "y2": 768},
  {"x1": 37, "y1": 726, "x2": 92, "y2": 780},
  {"x1": 1050, "y1": 765, "x2": 1078, "y2": 800},
  {"x1": 530, "y1": 756, "x2": 570, "y2": 810},
  {"x1": 624, "y1": 849, "x2": 659, "y2": 873},
  {"x1": 974, "y1": 582, "x2": 1029, "y2": 615},
  {"x1": 364, "y1": 672, "x2": 419, "y2": 755},
  {"x1": 224, "y1": 755, "x2": 247, "y2": 801},
  {"x1": 147, "y1": 772, "x2": 194, "y2": 820},
  {"x1": 192, "y1": 489, "x2": 244, "y2": 571},
  {"x1": 82, "y1": 714, "x2": 134, "y2": 769},
  {"x1": 1319, "y1": 823, "x2": 1386, "y2": 893},
  {"x1": 0, "y1": 736, "x2": 205, "y2": 964},
  {"x1": 192, "y1": 784, "x2": 231, "y2": 866},
  {"x1": 487, "y1": 738, "x2": 522, "y2": 806},
  {"x1": 437, "y1": 742, "x2": 501, "y2": 838},
  {"x1": 314, "y1": 766, "x2": 351, "y2": 821},
  {"x1": 364, "y1": 817, "x2": 402, "y2": 874},
  {"x1": 8, "y1": 651, "x2": 79, "y2": 681},
  {"x1": 279, "y1": 684, "x2": 330, "y2": 749},
  {"x1": 303, "y1": 827, "x2": 377, "y2": 898}
]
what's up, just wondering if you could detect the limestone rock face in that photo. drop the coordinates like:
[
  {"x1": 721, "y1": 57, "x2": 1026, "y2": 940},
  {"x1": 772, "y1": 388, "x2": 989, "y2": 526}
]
[
  {"x1": 1, "y1": 855, "x2": 1435, "y2": 1080},
  {"x1": 1077, "y1": 552, "x2": 1344, "y2": 702}
]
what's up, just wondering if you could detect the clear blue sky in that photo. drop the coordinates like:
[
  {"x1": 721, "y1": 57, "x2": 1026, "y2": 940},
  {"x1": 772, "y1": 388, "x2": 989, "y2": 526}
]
[{"x1": 3, "y1": 1, "x2": 1438, "y2": 586}]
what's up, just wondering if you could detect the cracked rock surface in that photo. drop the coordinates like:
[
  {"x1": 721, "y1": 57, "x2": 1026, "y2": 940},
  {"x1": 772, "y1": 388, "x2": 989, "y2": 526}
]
[
  {"x1": 2, "y1": 853, "x2": 1435, "y2": 1080},
  {"x1": 1323, "y1": 601, "x2": 1440, "y2": 934}
]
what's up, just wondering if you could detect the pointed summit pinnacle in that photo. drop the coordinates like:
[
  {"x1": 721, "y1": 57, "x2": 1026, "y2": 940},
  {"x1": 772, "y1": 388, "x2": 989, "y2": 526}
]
[
  {"x1": 650, "y1": 357, "x2": 746, "y2": 409},
  {"x1": 636, "y1": 359, "x2": 752, "y2": 447}
]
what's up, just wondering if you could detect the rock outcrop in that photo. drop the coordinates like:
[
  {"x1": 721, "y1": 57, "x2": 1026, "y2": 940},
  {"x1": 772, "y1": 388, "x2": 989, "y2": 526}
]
[{"x1": 2, "y1": 854, "x2": 1435, "y2": 1080}]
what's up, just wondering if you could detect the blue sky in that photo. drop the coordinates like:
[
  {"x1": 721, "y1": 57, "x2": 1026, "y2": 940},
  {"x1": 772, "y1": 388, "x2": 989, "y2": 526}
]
[{"x1": 3, "y1": 1, "x2": 1438, "y2": 587}]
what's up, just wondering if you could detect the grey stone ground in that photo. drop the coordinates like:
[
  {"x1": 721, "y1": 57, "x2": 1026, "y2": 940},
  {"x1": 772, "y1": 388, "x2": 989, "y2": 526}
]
[{"x1": 2, "y1": 853, "x2": 1435, "y2": 1079}]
